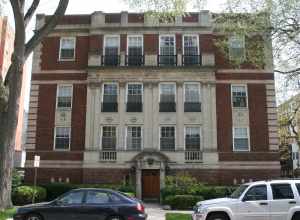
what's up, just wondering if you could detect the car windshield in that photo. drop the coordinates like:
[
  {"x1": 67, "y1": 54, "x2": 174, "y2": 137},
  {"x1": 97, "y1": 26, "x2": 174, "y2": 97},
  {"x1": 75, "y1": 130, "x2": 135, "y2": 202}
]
[{"x1": 230, "y1": 184, "x2": 249, "y2": 199}]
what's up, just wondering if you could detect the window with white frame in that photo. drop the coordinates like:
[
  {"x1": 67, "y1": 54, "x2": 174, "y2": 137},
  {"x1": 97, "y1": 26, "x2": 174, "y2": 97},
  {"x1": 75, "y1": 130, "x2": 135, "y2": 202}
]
[
  {"x1": 185, "y1": 127, "x2": 201, "y2": 151},
  {"x1": 159, "y1": 83, "x2": 176, "y2": 112},
  {"x1": 183, "y1": 35, "x2": 200, "y2": 65},
  {"x1": 232, "y1": 85, "x2": 247, "y2": 108},
  {"x1": 127, "y1": 83, "x2": 143, "y2": 112},
  {"x1": 101, "y1": 126, "x2": 117, "y2": 151},
  {"x1": 55, "y1": 127, "x2": 71, "y2": 150},
  {"x1": 104, "y1": 36, "x2": 120, "y2": 65},
  {"x1": 159, "y1": 35, "x2": 176, "y2": 65},
  {"x1": 184, "y1": 83, "x2": 201, "y2": 112},
  {"x1": 160, "y1": 126, "x2": 175, "y2": 151},
  {"x1": 233, "y1": 127, "x2": 249, "y2": 151},
  {"x1": 229, "y1": 35, "x2": 245, "y2": 61},
  {"x1": 127, "y1": 36, "x2": 143, "y2": 65},
  {"x1": 126, "y1": 126, "x2": 142, "y2": 151},
  {"x1": 59, "y1": 37, "x2": 76, "y2": 60},
  {"x1": 57, "y1": 85, "x2": 72, "y2": 109},
  {"x1": 102, "y1": 83, "x2": 118, "y2": 112}
]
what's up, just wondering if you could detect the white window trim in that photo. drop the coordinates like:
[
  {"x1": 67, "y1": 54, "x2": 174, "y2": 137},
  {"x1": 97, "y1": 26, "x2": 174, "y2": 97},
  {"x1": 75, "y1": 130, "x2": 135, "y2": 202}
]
[
  {"x1": 183, "y1": 82, "x2": 201, "y2": 103},
  {"x1": 159, "y1": 126, "x2": 176, "y2": 151},
  {"x1": 126, "y1": 35, "x2": 144, "y2": 56},
  {"x1": 125, "y1": 126, "x2": 143, "y2": 151},
  {"x1": 103, "y1": 35, "x2": 120, "y2": 56},
  {"x1": 56, "y1": 84, "x2": 73, "y2": 110},
  {"x1": 184, "y1": 126, "x2": 202, "y2": 151},
  {"x1": 231, "y1": 84, "x2": 248, "y2": 109},
  {"x1": 232, "y1": 127, "x2": 251, "y2": 152},
  {"x1": 182, "y1": 34, "x2": 200, "y2": 55},
  {"x1": 101, "y1": 82, "x2": 119, "y2": 102},
  {"x1": 59, "y1": 37, "x2": 76, "y2": 61},
  {"x1": 53, "y1": 126, "x2": 71, "y2": 151},
  {"x1": 159, "y1": 82, "x2": 177, "y2": 102},
  {"x1": 100, "y1": 125, "x2": 117, "y2": 151},
  {"x1": 229, "y1": 35, "x2": 246, "y2": 61},
  {"x1": 159, "y1": 34, "x2": 176, "y2": 55},
  {"x1": 126, "y1": 82, "x2": 144, "y2": 103}
]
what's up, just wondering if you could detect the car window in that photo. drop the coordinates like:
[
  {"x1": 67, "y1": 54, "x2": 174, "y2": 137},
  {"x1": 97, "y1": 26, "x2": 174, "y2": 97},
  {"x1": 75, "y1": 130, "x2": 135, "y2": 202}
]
[
  {"x1": 243, "y1": 185, "x2": 267, "y2": 201},
  {"x1": 110, "y1": 193, "x2": 123, "y2": 203},
  {"x1": 230, "y1": 184, "x2": 249, "y2": 199},
  {"x1": 59, "y1": 191, "x2": 84, "y2": 204},
  {"x1": 271, "y1": 184, "x2": 294, "y2": 200},
  {"x1": 296, "y1": 183, "x2": 300, "y2": 196},
  {"x1": 86, "y1": 191, "x2": 110, "y2": 204}
]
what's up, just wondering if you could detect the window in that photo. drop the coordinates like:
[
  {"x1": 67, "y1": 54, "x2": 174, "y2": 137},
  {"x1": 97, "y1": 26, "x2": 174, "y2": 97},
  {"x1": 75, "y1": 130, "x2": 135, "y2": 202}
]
[
  {"x1": 127, "y1": 83, "x2": 143, "y2": 112},
  {"x1": 243, "y1": 185, "x2": 267, "y2": 201},
  {"x1": 59, "y1": 37, "x2": 76, "y2": 60},
  {"x1": 184, "y1": 83, "x2": 201, "y2": 112},
  {"x1": 102, "y1": 83, "x2": 118, "y2": 112},
  {"x1": 271, "y1": 184, "x2": 294, "y2": 200},
  {"x1": 185, "y1": 127, "x2": 201, "y2": 151},
  {"x1": 126, "y1": 126, "x2": 142, "y2": 151},
  {"x1": 233, "y1": 127, "x2": 249, "y2": 151},
  {"x1": 296, "y1": 184, "x2": 300, "y2": 196},
  {"x1": 159, "y1": 35, "x2": 176, "y2": 66},
  {"x1": 127, "y1": 36, "x2": 144, "y2": 66},
  {"x1": 183, "y1": 35, "x2": 200, "y2": 65},
  {"x1": 103, "y1": 36, "x2": 120, "y2": 65},
  {"x1": 58, "y1": 191, "x2": 84, "y2": 204},
  {"x1": 101, "y1": 126, "x2": 116, "y2": 151},
  {"x1": 159, "y1": 83, "x2": 176, "y2": 112},
  {"x1": 229, "y1": 35, "x2": 245, "y2": 61},
  {"x1": 86, "y1": 191, "x2": 110, "y2": 204},
  {"x1": 232, "y1": 85, "x2": 247, "y2": 108},
  {"x1": 55, "y1": 127, "x2": 71, "y2": 150},
  {"x1": 160, "y1": 126, "x2": 175, "y2": 151},
  {"x1": 57, "y1": 85, "x2": 72, "y2": 109}
]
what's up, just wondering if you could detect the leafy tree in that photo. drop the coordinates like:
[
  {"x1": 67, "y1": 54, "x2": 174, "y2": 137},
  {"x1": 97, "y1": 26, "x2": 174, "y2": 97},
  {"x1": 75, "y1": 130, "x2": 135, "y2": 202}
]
[{"x1": 0, "y1": 0, "x2": 69, "y2": 210}]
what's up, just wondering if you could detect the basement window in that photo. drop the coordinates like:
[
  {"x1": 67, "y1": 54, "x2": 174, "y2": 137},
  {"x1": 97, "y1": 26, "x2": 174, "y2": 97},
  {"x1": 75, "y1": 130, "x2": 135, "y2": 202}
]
[{"x1": 59, "y1": 37, "x2": 76, "y2": 60}]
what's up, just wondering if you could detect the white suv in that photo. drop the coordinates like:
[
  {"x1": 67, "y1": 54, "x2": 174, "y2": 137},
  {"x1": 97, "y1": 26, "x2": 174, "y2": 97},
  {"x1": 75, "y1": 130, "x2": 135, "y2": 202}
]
[{"x1": 192, "y1": 180, "x2": 300, "y2": 220}]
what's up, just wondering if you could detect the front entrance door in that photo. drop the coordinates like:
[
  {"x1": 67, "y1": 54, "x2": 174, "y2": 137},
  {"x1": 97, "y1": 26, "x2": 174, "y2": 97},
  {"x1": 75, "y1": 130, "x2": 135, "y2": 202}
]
[{"x1": 142, "y1": 170, "x2": 160, "y2": 201}]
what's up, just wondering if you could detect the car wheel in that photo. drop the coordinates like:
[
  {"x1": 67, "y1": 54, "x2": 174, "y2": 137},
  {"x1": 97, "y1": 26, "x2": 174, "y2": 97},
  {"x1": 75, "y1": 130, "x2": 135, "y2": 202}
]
[
  {"x1": 26, "y1": 213, "x2": 42, "y2": 220},
  {"x1": 107, "y1": 216, "x2": 124, "y2": 220},
  {"x1": 292, "y1": 213, "x2": 300, "y2": 220},
  {"x1": 207, "y1": 213, "x2": 229, "y2": 220}
]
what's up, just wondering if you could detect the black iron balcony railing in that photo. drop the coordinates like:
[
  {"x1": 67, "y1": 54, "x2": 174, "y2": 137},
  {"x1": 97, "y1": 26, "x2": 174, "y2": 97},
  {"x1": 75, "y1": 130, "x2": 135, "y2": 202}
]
[
  {"x1": 182, "y1": 55, "x2": 202, "y2": 66},
  {"x1": 125, "y1": 55, "x2": 145, "y2": 66},
  {"x1": 101, "y1": 55, "x2": 121, "y2": 66},
  {"x1": 160, "y1": 138, "x2": 175, "y2": 151},
  {"x1": 184, "y1": 102, "x2": 202, "y2": 112},
  {"x1": 126, "y1": 102, "x2": 143, "y2": 112},
  {"x1": 158, "y1": 55, "x2": 178, "y2": 66},
  {"x1": 159, "y1": 102, "x2": 176, "y2": 112},
  {"x1": 101, "y1": 102, "x2": 118, "y2": 112}
]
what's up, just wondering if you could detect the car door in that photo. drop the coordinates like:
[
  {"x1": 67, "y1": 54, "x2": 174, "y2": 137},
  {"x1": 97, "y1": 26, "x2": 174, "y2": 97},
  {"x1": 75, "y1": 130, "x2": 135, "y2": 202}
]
[
  {"x1": 236, "y1": 184, "x2": 270, "y2": 220},
  {"x1": 80, "y1": 190, "x2": 116, "y2": 220},
  {"x1": 269, "y1": 183, "x2": 298, "y2": 220}
]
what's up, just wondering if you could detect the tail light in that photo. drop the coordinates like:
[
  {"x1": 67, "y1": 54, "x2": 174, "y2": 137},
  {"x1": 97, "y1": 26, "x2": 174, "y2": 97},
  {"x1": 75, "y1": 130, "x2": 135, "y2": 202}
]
[{"x1": 136, "y1": 203, "x2": 145, "y2": 213}]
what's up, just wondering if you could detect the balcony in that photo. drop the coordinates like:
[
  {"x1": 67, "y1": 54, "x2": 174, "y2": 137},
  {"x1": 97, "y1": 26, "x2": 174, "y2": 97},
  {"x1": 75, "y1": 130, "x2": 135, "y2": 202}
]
[
  {"x1": 158, "y1": 55, "x2": 177, "y2": 66},
  {"x1": 101, "y1": 102, "x2": 118, "y2": 112},
  {"x1": 101, "y1": 55, "x2": 120, "y2": 66},
  {"x1": 99, "y1": 151, "x2": 117, "y2": 162},
  {"x1": 182, "y1": 55, "x2": 202, "y2": 66},
  {"x1": 184, "y1": 102, "x2": 202, "y2": 112},
  {"x1": 126, "y1": 102, "x2": 143, "y2": 112},
  {"x1": 185, "y1": 151, "x2": 202, "y2": 162},
  {"x1": 159, "y1": 102, "x2": 176, "y2": 112},
  {"x1": 125, "y1": 55, "x2": 145, "y2": 66}
]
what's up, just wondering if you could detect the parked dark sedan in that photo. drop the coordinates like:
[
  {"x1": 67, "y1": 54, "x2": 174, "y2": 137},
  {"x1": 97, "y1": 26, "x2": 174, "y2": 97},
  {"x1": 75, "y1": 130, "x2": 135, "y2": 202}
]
[{"x1": 13, "y1": 188, "x2": 147, "y2": 220}]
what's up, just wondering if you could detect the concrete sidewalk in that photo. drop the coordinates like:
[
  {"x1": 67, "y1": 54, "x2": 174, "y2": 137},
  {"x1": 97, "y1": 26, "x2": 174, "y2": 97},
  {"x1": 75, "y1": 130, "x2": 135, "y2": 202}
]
[{"x1": 145, "y1": 203, "x2": 193, "y2": 220}]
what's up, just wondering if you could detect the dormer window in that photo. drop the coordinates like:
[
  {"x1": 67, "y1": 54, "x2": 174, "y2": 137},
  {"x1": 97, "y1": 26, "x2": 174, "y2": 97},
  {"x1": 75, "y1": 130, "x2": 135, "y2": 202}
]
[
  {"x1": 59, "y1": 37, "x2": 76, "y2": 60},
  {"x1": 103, "y1": 35, "x2": 120, "y2": 66}
]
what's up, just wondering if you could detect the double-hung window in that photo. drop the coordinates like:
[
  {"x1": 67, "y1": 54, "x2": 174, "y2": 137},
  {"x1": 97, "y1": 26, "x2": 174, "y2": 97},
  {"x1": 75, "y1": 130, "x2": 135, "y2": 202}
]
[
  {"x1": 159, "y1": 83, "x2": 176, "y2": 112},
  {"x1": 127, "y1": 36, "x2": 144, "y2": 66},
  {"x1": 126, "y1": 126, "x2": 142, "y2": 151},
  {"x1": 102, "y1": 83, "x2": 118, "y2": 112},
  {"x1": 183, "y1": 35, "x2": 200, "y2": 65},
  {"x1": 233, "y1": 127, "x2": 250, "y2": 151},
  {"x1": 184, "y1": 83, "x2": 201, "y2": 112},
  {"x1": 126, "y1": 83, "x2": 143, "y2": 112},
  {"x1": 55, "y1": 127, "x2": 71, "y2": 150},
  {"x1": 159, "y1": 35, "x2": 176, "y2": 66},
  {"x1": 160, "y1": 126, "x2": 175, "y2": 151},
  {"x1": 185, "y1": 127, "x2": 201, "y2": 151},
  {"x1": 101, "y1": 126, "x2": 116, "y2": 151},
  {"x1": 59, "y1": 37, "x2": 76, "y2": 60},
  {"x1": 103, "y1": 36, "x2": 120, "y2": 66},
  {"x1": 232, "y1": 85, "x2": 248, "y2": 108},
  {"x1": 57, "y1": 85, "x2": 73, "y2": 109},
  {"x1": 229, "y1": 35, "x2": 246, "y2": 61}
]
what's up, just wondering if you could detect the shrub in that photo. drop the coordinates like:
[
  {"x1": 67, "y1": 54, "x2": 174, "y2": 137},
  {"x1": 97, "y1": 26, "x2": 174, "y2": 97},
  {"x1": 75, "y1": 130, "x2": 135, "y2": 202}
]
[
  {"x1": 164, "y1": 195, "x2": 203, "y2": 210},
  {"x1": 12, "y1": 186, "x2": 47, "y2": 205},
  {"x1": 12, "y1": 170, "x2": 23, "y2": 192}
]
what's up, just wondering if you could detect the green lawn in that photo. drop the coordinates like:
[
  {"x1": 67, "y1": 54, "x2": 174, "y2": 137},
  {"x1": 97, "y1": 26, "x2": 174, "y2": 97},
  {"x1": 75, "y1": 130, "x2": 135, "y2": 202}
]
[
  {"x1": 166, "y1": 213, "x2": 191, "y2": 220},
  {"x1": 0, "y1": 208, "x2": 16, "y2": 220}
]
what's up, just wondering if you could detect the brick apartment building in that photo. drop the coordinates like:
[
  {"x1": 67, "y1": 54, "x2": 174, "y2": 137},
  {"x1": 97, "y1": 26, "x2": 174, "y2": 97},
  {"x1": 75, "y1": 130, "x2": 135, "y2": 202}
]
[{"x1": 25, "y1": 11, "x2": 280, "y2": 200}]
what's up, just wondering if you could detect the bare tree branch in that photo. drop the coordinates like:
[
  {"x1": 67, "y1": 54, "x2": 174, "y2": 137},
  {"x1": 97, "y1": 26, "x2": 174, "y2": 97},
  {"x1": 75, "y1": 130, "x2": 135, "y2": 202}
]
[
  {"x1": 275, "y1": 68, "x2": 300, "y2": 75},
  {"x1": 24, "y1": 0, "x2": 40, "y2": 27}
]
